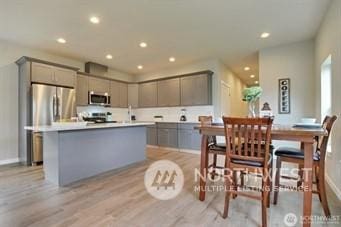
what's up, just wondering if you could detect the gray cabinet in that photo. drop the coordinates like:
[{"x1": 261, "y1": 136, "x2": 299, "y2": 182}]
[
  {"x1": 76, "y1": 74, "x2": 89, "y2": 106},
  {"x1": 31, "y1": 62, "x2": 76, "y2": 87},
  {"x1": 53, "y1": 67, "x2": 76, "y2": 87},
  {"x1": 178, "y1": 123, "x2": 201, "y2": 150},
  {"x1": 147, "y1": 122, "x2": 200, "y2": 150},
  {"x1": 157, "y1": 78, "x2": 180, "y2": 107},
  {"x1": 157, "y1": 123, "x2": 178, "y2": 148},
  {"x1": 128, "y1": 84, "x2": 139, "y2": 108},
  {"x1": 31, "y1": 63, "x2": 54, "y2": 85},
  {"x1": 180, "y1": 74, "x2": 212, "y2": 106},
  {"x1": 147, "y1": 125, "x2": 157, "y2": 146},
  {"x1": 89, "y1": 77, "x2": 110, "y2": 93},
  {"x1": 110, "y1": 81, "x2": 120, "y2": 107},
  {"x1": 119, "y1": 83, "x2": 128, "y2": 108},
  {"x1": 110, "y1": 81, "x2": 128, "y2": 108},
  {"x1": 138, "y1": 82, "x2": 157, "y2": 107}
]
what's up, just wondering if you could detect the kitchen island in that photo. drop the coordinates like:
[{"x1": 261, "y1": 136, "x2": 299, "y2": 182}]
[{"x1": 25, "y1": 122, "x2": 154, "y2": 186}]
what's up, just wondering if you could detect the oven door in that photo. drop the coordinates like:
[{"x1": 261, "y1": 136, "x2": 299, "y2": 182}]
[{"x1": 88, "y1": 92, "x2": 110, "y2": 106}]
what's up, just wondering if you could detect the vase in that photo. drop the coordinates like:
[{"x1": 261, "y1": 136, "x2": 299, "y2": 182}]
[{"x1": 248, "y1": 101, "x2": 256, "y2": 118}]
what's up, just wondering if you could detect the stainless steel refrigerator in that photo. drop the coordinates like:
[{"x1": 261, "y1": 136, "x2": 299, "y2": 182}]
[{"x1": 31, "y1": 84, "x2": 76, "y2": 163}]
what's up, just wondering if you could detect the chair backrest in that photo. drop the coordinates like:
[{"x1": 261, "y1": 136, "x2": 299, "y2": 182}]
[
  {"x1": 319, "y1": 115, "x2": 337, "y2": 162},
  {"x1": 198, "y1": 116, "x2": 217, "y2": 145},
  {"x1": 222, "y1": 117, "x2": 273, "y2": 166},
  {"x1": 198, "y1": 116, "x2": 213, "y2": 126}
]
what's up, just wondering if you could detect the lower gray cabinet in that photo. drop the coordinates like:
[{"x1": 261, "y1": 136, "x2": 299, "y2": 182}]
[
  {"x1": 157, "y1": 128, "x2": 178, "y2": 148},
  {"x1": 157, "y1": 123, "x2": 178, "y2": 148},
  {"x1": 147, "y1": 123, "x2": 200, "y2": 150},
  {"x1": 178, "y1": 124, "x2": 201, "y2": 150},
  {"x1": 147, "y1": 125, "x2": 157, "y2": 146}
]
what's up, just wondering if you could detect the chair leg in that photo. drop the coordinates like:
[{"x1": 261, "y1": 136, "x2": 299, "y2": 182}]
[
  {"x1": 211, "y1": 154, "x2": 217, "y2": 180},
  {"x1": 240, "y1": 171, "x2": 245, "y2": 187},
  {"x1": 223, "y1": 171, "x2": 232, "y2": 218},
  {"x1": 267, "y1": 159, "x2": 273, "y2": 207},
  {"x1": 315, "y1": 166, "x2": 322, "y2": 202},
  {"x1": 273, "y1": 157, "x2": 281, "y2": 205},
  {"x1": 297, "y1": 164, "x2": 304, "y2": 188},
  {"x1": 266, "y1": 168, "x2": 271, "y2": 208},
  {"x1": 318, "y1": 166, "x2": 331, "y2": 217},
  {"x1": 232, "y1": 170, "x2": 238, "y2": 199},
  {"x1": 262, "y1": 176, "x2": 268, "y2": 227}
]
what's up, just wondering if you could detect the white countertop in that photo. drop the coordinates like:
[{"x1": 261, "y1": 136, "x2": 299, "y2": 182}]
[{"x1": 25, "y1": 122, "x2": 155, "y2": 132}]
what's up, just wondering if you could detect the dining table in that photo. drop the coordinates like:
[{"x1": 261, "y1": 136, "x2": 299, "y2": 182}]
[{"x1": 195, "y1": 123, "x2": 328, "y2": 227}]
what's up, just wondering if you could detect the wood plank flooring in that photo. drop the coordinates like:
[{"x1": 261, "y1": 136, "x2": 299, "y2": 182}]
[{"x1": 0, "y1": 148, "x2": 340, "y2": 227}]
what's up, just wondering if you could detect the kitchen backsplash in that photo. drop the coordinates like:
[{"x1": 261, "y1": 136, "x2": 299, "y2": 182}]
[
  {"x1": 77, "y1": 105, "x2": 214, "y2": 122},
  {"x1": 77, "y1": 106, "x2": 130, "y2": 121},
  {"x1": 134, "y1": 106, "x2": 214, "y2": 122}
]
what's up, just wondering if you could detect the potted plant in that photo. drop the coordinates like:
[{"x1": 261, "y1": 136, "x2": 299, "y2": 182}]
[{"x1": 242, "y1": 86, "x2": 262, "y2": 117}]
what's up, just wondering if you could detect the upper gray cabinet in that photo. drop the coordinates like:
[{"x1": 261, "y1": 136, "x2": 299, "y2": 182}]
[
  {"x1": 110, "y1": 81, "x2": 128, "y2": 108},
  {"x1": 76, "y1": 74, "x2": 89, "y2": 106},
  {"x1": 88, "y1": 77, "x2": 110, "y2": 94},
  {"x1": 138, "y1": 82, "x2": 157, "y2": 107},
  {"x1": 157, "y1": 78, "x2": 180, "y2": 107},
  {"x1": 53, "y1": 67, "x2": 76, "y2": 87},
  {"x1": 119, "y1": 83, "x2": 128, "y2": 108},
  {"x1": 31, "y1": 62, "x2": 76, "y2": 87},
  {"x1": 180, "y1": 74, "x2": 212, "y2": 106}
]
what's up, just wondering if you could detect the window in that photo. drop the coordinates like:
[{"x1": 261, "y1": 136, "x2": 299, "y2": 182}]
[{"x1": 321, "y1": 55, "x2": 332, "y2": 153}]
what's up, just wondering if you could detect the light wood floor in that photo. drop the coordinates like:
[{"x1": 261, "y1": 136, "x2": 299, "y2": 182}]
[{"x1": 0, "y1": 148, "x2": 340, "y2": 227}]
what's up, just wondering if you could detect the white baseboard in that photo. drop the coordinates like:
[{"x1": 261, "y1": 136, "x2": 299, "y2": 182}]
[
  {"x1": 179, "y1": 149, "x2": 200, "y2": 155},
  {"x1": 0, "y1": 158, "x2": 19, "y2": 166},
  {"x1": 325, "y1": 174, "x2": 341, "y2": 201},
  {"x1": 147, "y1": 145, "x2": 200, "y2": 155}
]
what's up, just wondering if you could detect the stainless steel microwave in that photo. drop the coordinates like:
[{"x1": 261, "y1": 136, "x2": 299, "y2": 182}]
[{"x1": 88, "y1": 91, "x2": 111, "y2": 106}]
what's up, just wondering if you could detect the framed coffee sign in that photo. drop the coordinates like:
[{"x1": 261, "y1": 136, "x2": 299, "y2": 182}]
[{"x1": 278, "y1": 78, "x2": 290, "y2": 114}]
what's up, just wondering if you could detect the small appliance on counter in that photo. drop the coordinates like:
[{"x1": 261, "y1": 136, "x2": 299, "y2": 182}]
[
  {"x1": 180, "y1": 108, "x2": 187, "y2": 122},
  {"x1": 106, "y1": 112, "x2": 113, "y2": 122}
]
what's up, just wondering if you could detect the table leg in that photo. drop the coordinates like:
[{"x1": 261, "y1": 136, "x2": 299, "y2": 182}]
[
  {"x1": 199, "y1": 135, "x2": 208, "y2": 201},
  {"x1": 303, "y1": 141, "x2": 313, "y2": 227}
]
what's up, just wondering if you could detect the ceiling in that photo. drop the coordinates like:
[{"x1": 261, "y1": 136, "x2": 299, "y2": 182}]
[{"x1": 0, "y1": 0, "x2": 330, "y2": 85}]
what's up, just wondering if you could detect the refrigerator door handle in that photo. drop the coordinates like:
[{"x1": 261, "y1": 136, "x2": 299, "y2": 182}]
[
  {"x1": 52, "y1": 95, "x2": 57, "y2": 121},
  {"x1": 57, "y1": 96, "x2": 61, "y2": 120}
]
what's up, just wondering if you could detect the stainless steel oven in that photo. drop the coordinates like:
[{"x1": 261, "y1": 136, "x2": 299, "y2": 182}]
[{"x1": 88, "y1": 91, "x2": 111, "y2": 106}]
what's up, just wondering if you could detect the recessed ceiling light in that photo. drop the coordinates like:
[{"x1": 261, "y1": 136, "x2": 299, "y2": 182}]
[
  {"x1": 260, "y1": 32, "x2": 270, "y2": 38},
  {"x1": 250, "y1": 74, "x2": 255, "y2": 78},
  {"x1": 137, "y1": 65, "x2": 143, "y2": 69},
  {"x1": 90, "y1": 16, "x2": 100, "y2": 24},
  {"x1": 106, "y1": 54, "x2": 113, "y2": 59},
  {"x1": 244, "y1": 67, "x2": 250, "y2": 71},
  {"x1": 57, "y1": 38, "x2": 66, "y2": 44},
  {"x1": 169, "y1": 57, "x2": 175, "y2": 62},
  {"x1": 255, "y1": 81, "x2": 259, "y2": 84},
  {"x1": 139, "y1": 42, "x2": 147, "y2": 48}
]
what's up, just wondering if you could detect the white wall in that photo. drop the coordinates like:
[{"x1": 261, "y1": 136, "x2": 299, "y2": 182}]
[
  {"x1": 0, "y1": 39, "x2": 133, "y2": 163},
  {"x1": 315, "y1": 0, "x2": 341, "y2": 197},
  {"x1": 136, "y1": 58, "x2": 247, "y2": 120},
  {"x1": 259, "y1": 40, "x2": 315, "y2": 123},
  {"x1": 259, "y1": 40, "x2": 315, "y2": 147}
]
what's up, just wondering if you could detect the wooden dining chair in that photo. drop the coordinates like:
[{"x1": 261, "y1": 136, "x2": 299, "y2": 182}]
[
  {"x1": 273, "y1": 115, "x2": 337, "y2": 217},
  {"x1": 198, "y1": 116, "x2": 226, "y2": 179},
  {"x1": 222, "y1": 117, "x2": 273, "y2": 227}
]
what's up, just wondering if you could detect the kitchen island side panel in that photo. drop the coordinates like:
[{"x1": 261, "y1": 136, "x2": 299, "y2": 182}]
[{"x1": 56, "y1": 126, "x2": 146, "y2": 186}]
